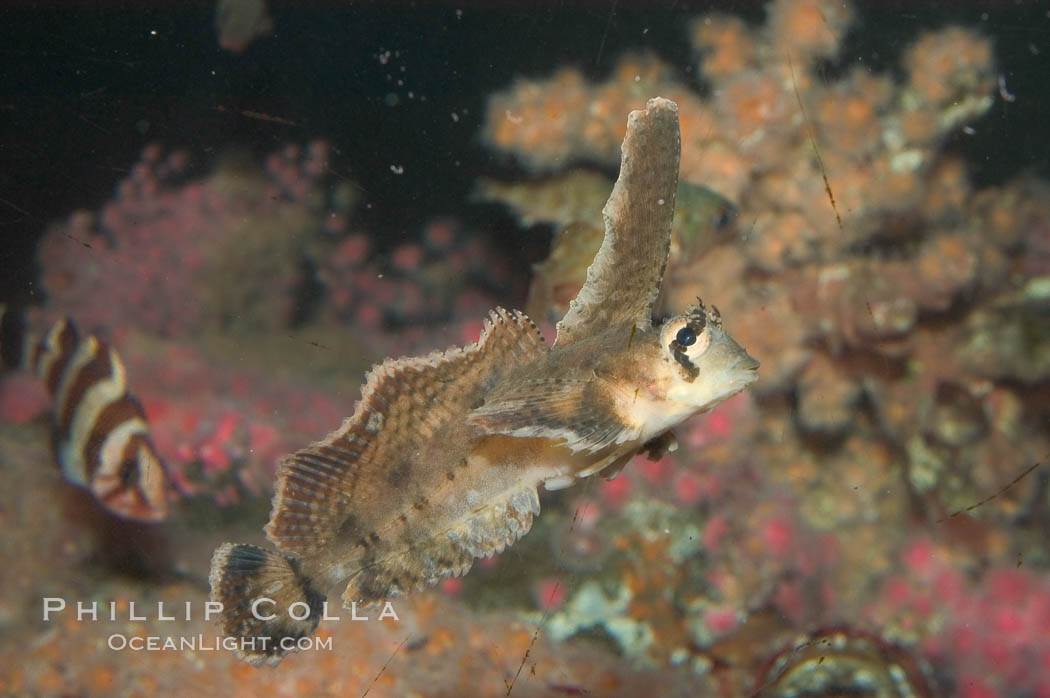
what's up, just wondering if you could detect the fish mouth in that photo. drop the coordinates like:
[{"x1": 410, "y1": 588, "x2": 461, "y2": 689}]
[
  {"x1": 735, "y1": 352, "x2": 760, "y2": 372},
  {"x1": 726, "y1": 351, "x2": 760, "y2": 393},
  {"x1": 709, "y1": 332, "x2": 759, "y2": 388}
]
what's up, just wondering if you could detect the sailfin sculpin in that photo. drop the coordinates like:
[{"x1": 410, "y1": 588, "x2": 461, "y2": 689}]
[{"x1": 209, "y1": 97, "x2": 758, "y2": 665}]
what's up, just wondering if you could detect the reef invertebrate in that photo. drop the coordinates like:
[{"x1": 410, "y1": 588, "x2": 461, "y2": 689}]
[
  {"x1": 37, "y1": 142, "x2": 351, "y2": 337},
  {"x1": 753, "y1": 629, "x2": 936, "y2": 697}
]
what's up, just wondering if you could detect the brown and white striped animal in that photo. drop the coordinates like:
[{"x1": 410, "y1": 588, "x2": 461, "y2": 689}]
[{"x1": 0, "y1": 305, "x2": 169, "y2": 521}]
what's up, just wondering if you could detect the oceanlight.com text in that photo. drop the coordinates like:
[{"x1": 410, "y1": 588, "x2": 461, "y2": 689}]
[{"x1": 105, "y1": 633, "x2": 333, "y2": 653}]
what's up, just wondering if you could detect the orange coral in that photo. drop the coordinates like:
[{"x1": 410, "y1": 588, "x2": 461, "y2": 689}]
[
  {"x1": 920, "y1": 157, "x2": 971, "y2": 222},
  {"x1": 484, "y1": 67, "x2": 590, "y2": 170},
  {"x1": 904, "y1": 26, "x2": 994, "y2": 107},
  {"x1": 914, "y1": 234, "x2": 978, "y2": 310},
  {"x1": 815, "y1": 79, "x2": 885, "y2": 157},
  {"x1": 683, "y1": 140, "x2": 752, "y2": 201},
  {"x1": 766, "y1": 0, "x2": 853, "y2": 60},
  {"x1": 748, "y1": 210, "x2": 813, "y2": 271},
  {"x1": 483, "y1": 55, "x2": 682, "y2": 171},
  {"x1": 692, "y1": 14, "x2": 756, "y2": 77},
  {"x1": 898, "y1": 106, "x2": 940, "y2": 145},
  {"x1": 721, "y1": 72, "x2": 792, "y2": 147}
]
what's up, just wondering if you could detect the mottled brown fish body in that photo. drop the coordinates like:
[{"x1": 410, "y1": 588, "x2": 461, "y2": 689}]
[
  {"x1": 209, "y1": 98, "x2": 759, "y2": 665},
  {"x1": 310, "y1": 432, "x2": 572, "y2": 603}
]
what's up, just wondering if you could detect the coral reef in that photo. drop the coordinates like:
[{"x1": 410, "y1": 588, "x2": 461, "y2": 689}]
[
  {"x1": 481, "y1": 0, "x2": 1047, "y2": 524},
  {"x1": 38, "y1": 143, "x2": 514, "y2": 340},
  {"x1": 319, "y1": 217, "x2": 517, "y2": 331},
  {"x1": 475, "y1": 0, "x2": 1050, "y2": 695},
  {"x1": 475, "y1": 173, "x2": 737, "y2": 325},
  {"x1": 38, "y1": 141, "x2": 350, "y2": 336},
  {"x1": 0, "y1": 301, "x2": 372, "y2": 512},
  {"x1": 15, "y1": 136, "x2": 527, "y2": 514},
  {"x1": 0, "y1": 426, "x2": 703, "y2": 698}
]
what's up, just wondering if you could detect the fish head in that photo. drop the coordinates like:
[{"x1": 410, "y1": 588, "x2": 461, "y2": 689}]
[
  {"x1": 656, "y1": 301, "x2": 759, "y2": 412},
  {"x1": 672, "y1": 183, "x2": 738, "y2": 261},
  {"x1": 92, "y1": 437, "x2": 169, "y2": 522}
]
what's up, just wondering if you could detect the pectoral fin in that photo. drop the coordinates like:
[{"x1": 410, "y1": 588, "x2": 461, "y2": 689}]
[
  {"x1": 641, "y1": 430, "x2": 678, "y2": 460},
  {"x1": 468, "y1": 378, "x2": 636, "y2": 453},
  {"x1": 343, "y1": 485, "x2": 541, "y2": 605}
]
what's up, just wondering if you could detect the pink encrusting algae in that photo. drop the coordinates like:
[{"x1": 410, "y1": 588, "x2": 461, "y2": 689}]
[
  {"x1": 39, "y1": 141, "x2": 348, "y2": 336},
  {"x1": 866, "y1": 538, "x2": 1050, "y2": 697},
  {"x1": 318, "y1": 217, "x2": 518, "y2": 331}
]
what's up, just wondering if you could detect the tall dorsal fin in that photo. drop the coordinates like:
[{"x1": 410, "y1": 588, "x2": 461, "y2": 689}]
[
  {"x1": 265, "y1": 308, "x2": 547, "y2": 555},
  {"x1": 555, "y1": 97, "x2": 681, "y2": 347}
]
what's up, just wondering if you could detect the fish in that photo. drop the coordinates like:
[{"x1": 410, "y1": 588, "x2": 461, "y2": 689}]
[
  {"x1": 0, "y1": 305, "x2": 169, "y2": 521},
  {"x1": 473, "y1": 169, "x2": 616, "y2": 229},
  {"x1": 209, "y1": 97, "x2": 759, "y2": 665},
  {"x1": 495, "y1": 175, "x2": 737, "y2": 325}
]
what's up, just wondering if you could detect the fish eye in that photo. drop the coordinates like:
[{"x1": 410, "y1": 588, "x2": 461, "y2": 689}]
[
  {"x1": 118, "y1": 458, "x2": 138, "y2": 486},
  {"x1": 711, "y1": 207, "x2": 735, "y2": 230},
  {"x1": 675, "y1": 326, "x2": 696, "y2": 347}
]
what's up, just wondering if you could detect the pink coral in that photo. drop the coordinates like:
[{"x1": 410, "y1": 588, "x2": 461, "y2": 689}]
[
  {"x1": 318, "y1": 217, "x2": 515, "y2": 331},
  {"x1": 39, "y1": 141, "x2": 349, "y2": 337}
]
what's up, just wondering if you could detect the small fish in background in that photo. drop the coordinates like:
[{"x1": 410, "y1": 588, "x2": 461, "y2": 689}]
[
  {"x1": 473, "y1": 169, "x2": 616, "y2": 229},
  {"x1": 0, "y1": 305, "x2": 170, "y2": 522},
  {"x1": 670, "y1": 181, "x2": 738, "y2": 263},
  {"x1": 215, "y1": 0, "x2": 273, "y2": 55},
  {"x1": 210, "y1": 98, "x2": 759, "y2": 665}
]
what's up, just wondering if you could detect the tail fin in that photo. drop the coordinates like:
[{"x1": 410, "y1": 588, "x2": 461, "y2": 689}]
[{"x1": 209, "y1": 543, "x2": 326, "y2": 665}]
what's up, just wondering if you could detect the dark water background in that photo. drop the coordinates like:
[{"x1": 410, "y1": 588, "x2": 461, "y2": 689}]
[{"x1": 1, "y1": 0, "x2": 1048, "y2": 302}]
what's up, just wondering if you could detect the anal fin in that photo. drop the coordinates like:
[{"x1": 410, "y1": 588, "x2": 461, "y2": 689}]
[
  {"x1": 341, "y1": 485, "x2": 541, "y2": 606},
  {"x1": 446, "y1": 486, "x2": 541, "y2": 558},
  {"x1": 343, "y1": 542, "x2": 474, "y2": 606}
]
